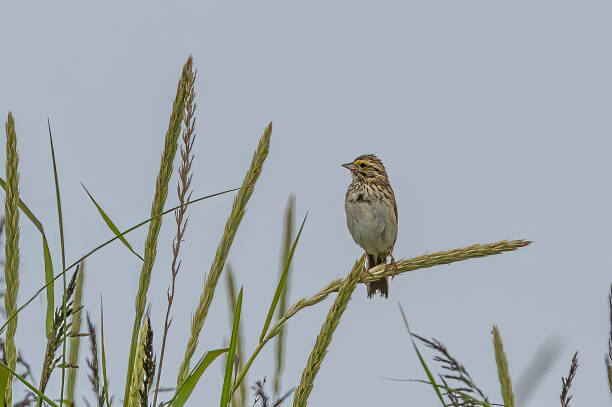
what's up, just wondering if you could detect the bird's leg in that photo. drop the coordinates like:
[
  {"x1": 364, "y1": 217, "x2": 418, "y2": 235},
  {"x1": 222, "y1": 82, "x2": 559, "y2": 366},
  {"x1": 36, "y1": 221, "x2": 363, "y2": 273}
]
[
  {"x1": 360, "y1": 252, "x2": 372, "y2": 280},
  {"x1": 389, "y1": 252, "x2": 398, "y2": 279}
]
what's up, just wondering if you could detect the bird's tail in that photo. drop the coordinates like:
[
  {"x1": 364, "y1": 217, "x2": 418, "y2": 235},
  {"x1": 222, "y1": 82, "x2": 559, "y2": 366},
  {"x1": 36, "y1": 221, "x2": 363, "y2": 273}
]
[{"x1": 366, "y1": 254, "x2": 388, "y2": 298}]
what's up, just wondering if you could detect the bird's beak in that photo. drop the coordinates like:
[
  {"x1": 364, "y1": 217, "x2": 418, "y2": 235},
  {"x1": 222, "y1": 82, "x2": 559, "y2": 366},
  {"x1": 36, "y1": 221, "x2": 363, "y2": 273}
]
[{"x1": 342, "y1": 162, "x2": 356, "y2": 170}]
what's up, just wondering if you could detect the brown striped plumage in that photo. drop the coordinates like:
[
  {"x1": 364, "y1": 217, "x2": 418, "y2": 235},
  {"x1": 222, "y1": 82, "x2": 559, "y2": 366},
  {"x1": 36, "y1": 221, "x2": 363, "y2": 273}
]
[{"x1": 343, "y1": 154, "x2": 398, "y2": 298}]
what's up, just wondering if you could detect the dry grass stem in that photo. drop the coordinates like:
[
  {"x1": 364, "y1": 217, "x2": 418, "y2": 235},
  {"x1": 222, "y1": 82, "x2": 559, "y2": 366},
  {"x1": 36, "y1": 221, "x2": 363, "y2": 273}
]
[
  {"x1": 124, "y1": 56, "x2": 193, "y2": 405},
  {"x1": 292, "y1": 258, "x2": 363, "y2": 407},
  {"x1": 412, "y1": 334, "x2": 489, "y2": 405},
  {"x1": 560, "y1": 352, "x2": 578, "y2": 407},
  {"x1": 152, "y1": 66, "x2": 197, "y2": 407},
  {"x1": 86, "y1": 314, "x2": 105, "y2": 407},
  {"x1": 66, "y1": 260, "x2": 85, "y2": 406},
  {"x1": 4, "y1": 112, "x2": 20, "y2": 407},
  {"x1": 492, "y1": 326, "x2": 514, "y2": 407},
  {"x1": 176, "y1": 122, "x2": 272, "y2": 387}
]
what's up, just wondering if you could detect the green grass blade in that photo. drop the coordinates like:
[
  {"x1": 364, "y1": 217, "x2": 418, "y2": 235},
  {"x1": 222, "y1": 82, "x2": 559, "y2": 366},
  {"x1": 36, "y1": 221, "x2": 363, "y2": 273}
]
[
  {"x1": 221, "y1": 288, "x2": 243, "y2": 407},
  {"x1": 0, "y1": 186, "x2": 242, "y2": 339},
  {"x1": 48, "y1": 119, "x2": 69, "y2": 407},
  {"x1": 66, "y1": 260, "x2": 85, "y2": 406},
  {"x1": 0, "y1": 361, "x2": 59, "y2": 407},
  {"x1": 0, "y1": 362, "x2": 7, "y2": 406},
  {"x1": 492, "y1": 325, "x2": 514, "y2": 407},
  {"x1": 0, "y1": 177, "x2": 56, "y2": 338},
  {"x1": 398, "y1": 304, "x2": 445, "y2": 406},
  {"x1": 81, "y1": 183, "x2": 144, "y2": 261},
  {"x1": 259, "y1": 212, "x2": 307, "y2": 343},
  {"x1": 100, "y1": 299, "x2": 111, "y2": 407},
  {"x1": 168, "y1": 348, "x2": 228, "y2": 407},
  {"x1": 274, "y1": 195, "x2": 294, "y2": 396},
  {"x1": 225, "y1": 266, "x2": 246, "y2": 407}
]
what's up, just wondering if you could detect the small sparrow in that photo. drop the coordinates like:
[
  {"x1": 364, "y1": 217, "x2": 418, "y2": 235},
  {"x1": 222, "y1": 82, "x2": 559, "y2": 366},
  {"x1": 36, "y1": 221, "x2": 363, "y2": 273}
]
[{"x1": 343, "y1": 154, "x2": 398, "y2": 298}]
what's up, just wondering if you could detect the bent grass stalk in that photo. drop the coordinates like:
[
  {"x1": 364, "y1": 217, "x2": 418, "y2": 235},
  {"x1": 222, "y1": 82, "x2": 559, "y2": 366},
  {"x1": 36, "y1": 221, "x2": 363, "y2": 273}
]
[
  {"x1": 232, "y1": 239, "x2": 531, "y2": 394},
  {"x1": 123, "y1": 56, "x2": 193, "y2": 406},
  {"x1": 3, "y1": 112, "x2": 20, "y2": 407},
  {"x1": 292, "y1": 258, "x2": 363, "y2": 407},
  {"x1": 176, "y1": 122, "x2": 272, "y2": 388}
]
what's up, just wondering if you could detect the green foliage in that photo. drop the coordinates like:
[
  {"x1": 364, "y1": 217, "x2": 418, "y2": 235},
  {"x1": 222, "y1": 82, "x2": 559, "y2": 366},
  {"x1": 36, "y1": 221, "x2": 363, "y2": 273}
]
[{"x1": 0, "y1": 57, "x2": 542, "y2": 407}]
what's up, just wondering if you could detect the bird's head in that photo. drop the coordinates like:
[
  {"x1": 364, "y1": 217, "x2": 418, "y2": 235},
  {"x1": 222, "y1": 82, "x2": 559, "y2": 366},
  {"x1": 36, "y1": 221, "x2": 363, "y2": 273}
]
[{"x1": 342, "y1": 154, "x2": 388, "y2": 182}]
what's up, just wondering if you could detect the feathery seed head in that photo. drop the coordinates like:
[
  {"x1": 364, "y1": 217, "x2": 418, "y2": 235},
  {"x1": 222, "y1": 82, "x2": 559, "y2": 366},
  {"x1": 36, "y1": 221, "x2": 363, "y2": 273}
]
[{"x1": 342, "y1": 154, "x2": 388, "y2": 183}]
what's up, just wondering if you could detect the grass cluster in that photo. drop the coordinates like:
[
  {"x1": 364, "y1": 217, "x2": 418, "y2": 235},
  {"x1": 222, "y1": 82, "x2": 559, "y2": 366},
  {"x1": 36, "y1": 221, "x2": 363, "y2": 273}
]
[{"x1": 0, "y1": 56, "x2": 605, "y2": 407}]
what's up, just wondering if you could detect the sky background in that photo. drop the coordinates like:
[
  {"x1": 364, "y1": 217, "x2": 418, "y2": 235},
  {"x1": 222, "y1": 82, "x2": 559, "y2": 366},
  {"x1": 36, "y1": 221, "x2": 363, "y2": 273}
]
[{"x1": 1, "y1": 0, "x2": 612, "y2": 405}]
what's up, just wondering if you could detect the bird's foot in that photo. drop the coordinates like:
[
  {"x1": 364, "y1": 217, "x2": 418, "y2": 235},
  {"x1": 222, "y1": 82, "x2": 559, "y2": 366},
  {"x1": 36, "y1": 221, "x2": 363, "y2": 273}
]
[{"x1": 389, "y1": 254, "x2": 398, "y2": 280}]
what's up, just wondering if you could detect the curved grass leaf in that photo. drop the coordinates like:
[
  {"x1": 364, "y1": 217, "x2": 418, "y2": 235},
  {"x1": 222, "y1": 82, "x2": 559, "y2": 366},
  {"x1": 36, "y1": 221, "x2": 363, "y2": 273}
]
[
  {"x1": 0, "y1": 361, "x2": 59, "y2": 407},
  {"x1": 167, "y1": 348, "x2": 228, "y2": 407},
  {"x1": 100, "y1": 298, "x2": 111, "y2": 407},
  {"x1": 221, "y1": 288, "x2": 243, "y2": 407},
  {"x1": 81, "y1": 183, "x2": 144, "y2": 261},
  {"x1": 0, "y1": 178, "x2": 55, "y2": 338},
  {"x1": 48, "y1": 119, "x2": 69, "y2": 407},
  {"x1": 259, "y1": 213, "x2": 307, "y2": 343},
  {"x1": 398, "y1": 304, "x2": 445, "y2": 406}
]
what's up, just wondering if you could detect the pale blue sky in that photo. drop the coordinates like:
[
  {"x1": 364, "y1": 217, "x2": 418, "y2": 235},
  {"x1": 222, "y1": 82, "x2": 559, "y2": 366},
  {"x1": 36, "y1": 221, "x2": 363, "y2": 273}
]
[{"x1": 1, "y1": 1, "x2": 612, "y2": 405}]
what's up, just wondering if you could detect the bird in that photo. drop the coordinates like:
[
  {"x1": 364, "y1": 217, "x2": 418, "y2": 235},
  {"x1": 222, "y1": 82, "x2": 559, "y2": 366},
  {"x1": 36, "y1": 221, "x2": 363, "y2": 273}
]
[{"x1": 343, "y1": 154, "x2": 398, "y2": 298}]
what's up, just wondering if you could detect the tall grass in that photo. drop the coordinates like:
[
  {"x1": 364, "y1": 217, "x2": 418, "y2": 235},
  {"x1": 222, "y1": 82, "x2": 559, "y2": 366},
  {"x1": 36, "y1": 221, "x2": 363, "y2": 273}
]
[
  {"x1": 0, "y1": 57, "x2": 570, "y2": 407},
  {"x1": 3, "y1": 112, "x2": 20, "y2": 407},
  {"x1": 123, "y1": 56, "x2": 194, "y2": 406}
]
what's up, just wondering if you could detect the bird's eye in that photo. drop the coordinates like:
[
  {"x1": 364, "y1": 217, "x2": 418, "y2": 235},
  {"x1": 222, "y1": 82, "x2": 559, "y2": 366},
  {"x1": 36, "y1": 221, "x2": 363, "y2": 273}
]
[{"x1": 359, "y1": 163, "x2": 366, "y2": 168}]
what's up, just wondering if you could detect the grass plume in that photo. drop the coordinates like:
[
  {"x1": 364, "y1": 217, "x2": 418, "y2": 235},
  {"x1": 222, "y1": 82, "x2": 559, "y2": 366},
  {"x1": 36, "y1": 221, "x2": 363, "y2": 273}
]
[
  {"x1": 176, "y1": 122, "x2": 272, "y2": 387},
  {"x1": 492, "y1": 326, "x2": 514, "y2": 407},
  {"x1": 292, "y1": 257, "x2": 363, "y2": 407},
  {"x1": 560, "y1": 352, "x2": 578, "y2": 407},
  {"x1": 412, "y1": 334, "x2": 489, "y2": 406},
  {"x1": 123, "y1": 56, "x2": 194, "y2": 406},
  {"x1": 3, "y1": 112, "x2": 20, "y2": 407},
  {"x1": 38, "y1": 269, "x2": 81, "y2": 406},
  {"x1": 86, "y1": 314, "x2": 105, "y2": 407},
  {"x1": 152, "y1": 65, "x2": 197, "y2": 407}
]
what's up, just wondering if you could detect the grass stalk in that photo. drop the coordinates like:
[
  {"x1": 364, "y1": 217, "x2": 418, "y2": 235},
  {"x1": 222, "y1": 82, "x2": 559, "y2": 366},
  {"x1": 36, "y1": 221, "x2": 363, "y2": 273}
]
[
  {"x1": 492, "y1": 325, "x2": 514, "y2": 407},
  {"x1": 292, "y1": 257, "x2": 363, "y2": 407},
  {"x1": 86, "y1": 313, "x2": 105, "y2": 407},
  {"x1": 151, "y1": 65, "x2": 197, "y2": 407},
  {"x1": 560, "y1": 352, "x2": 578, "y2": 407},
  {"x1": 123, "y1": 56, "x2": 193, "y2": 406},
  {"x1": 232, "y1": 239, "x2": 530, "y2": 394},
  {"x1": 176, "y1": 122, "x2": 272, "y2": 387},
  {"x1": 65, "y1": 260, "x2": 85, "y2": 406},
  {"x1": 128, "y1": 316, "x2": 150, "y2": 407},
  {"x1": 3, "y1": 112, "x2": 20, "y2": 407},
  {"x1": 274, "y1": 195, "x2": 295, "y2": 396}
]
